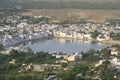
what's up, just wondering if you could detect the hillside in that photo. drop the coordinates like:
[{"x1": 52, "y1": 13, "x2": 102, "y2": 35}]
[
  {"x1": 18, "y1": 0, "x2": 119, "y2": 3},
  {"x1": 0, "y1": 0, "x2": 120, "y2": 10},
  {"x1": 20, "y1": 0, "x2": 120, "y2": 9},
  {"x1": 0, "y1": 0, "x2": 120, "y2": 22},
  {"x1": 21, "y1": 9, "x2": 120, "y2": 23}
]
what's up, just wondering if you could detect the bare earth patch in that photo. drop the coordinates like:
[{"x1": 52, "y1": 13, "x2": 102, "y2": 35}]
[{"x1": 21, "y1": 9, "x2": 120, "y2": 23}]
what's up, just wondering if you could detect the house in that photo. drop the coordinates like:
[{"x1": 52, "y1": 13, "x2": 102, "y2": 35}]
[
  {"x1": 68, "y1": 55, "x2": 75, "y2": 61},
  {"x1": 104, "y1": 34, "x2": 111, "y2": 40},
  {"x1": 1, "y1": 50, "x2": 11, "y2": 54},
  {"x1": 56, "y1": 60, "x2": 68, "y2": 63},
  {"x1": 63, "y1": 55, "x2": 69, "y2": 60},
  {"x1": 59, "y1": 31, "x2": 66, "y2": 38},
  {"x1": 95, "y1": 60, "x2": 105, "y2": 67},
  {"x1": 33, "y1": 64, "x2": 50, "y2": 72},
  {"x1": 68, "y1": 52, "x2": 82, "y2": 61},
  {"x1": 83, "y1": 34, "x2": 92, "y2": 40},
  {"x1": 59, "y1": 60, "x2": 68, "y2": 63},
  {"x1": 26, "y1": 63, "x2": 34, "y2": 70},
  {"x1": 55, "y1": 55, "x2": 63, "y2": 59},
  {"x1": 9, "y1": 59, "x2": 16, "y2": 64},
  {"x1": 110, "y1": 57, "x2": 120, "y2": 65},
  {"x1": 97, "y1": 35, "x2": 105, "y2": 41},
  {"x1": 97, "y1": 34, "x2": 111, "y2": 41},
  {"x1": 44, "y1": 75, "x2": 56, "y2": 80},
  {"x1": 111, "y1": 48, "x2": 120, "y2": 56},
  {"x1": 17, "y1": 22, "x2": 27, "y2": 28},
  {"x1": 52, "y1": 64, "x2": 62, "y2": 70}
]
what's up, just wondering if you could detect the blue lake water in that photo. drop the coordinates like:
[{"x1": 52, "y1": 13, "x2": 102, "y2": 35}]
[{"x1": 27, "y1": 38, "x2": 107, "y2": 54}]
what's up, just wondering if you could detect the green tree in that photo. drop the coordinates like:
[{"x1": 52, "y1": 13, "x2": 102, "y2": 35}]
[
  {"x1": 0, "y1": 43, "x2": 4, "y2": 51},
  {"x1": 91, "y1": 30, "x2": 100, "y2": 39},
  {"x1": 110, "y1": 32, "x2": 120, "y2": 40},
  {"x1": 101, "y1": 48, "x2": 111, "y2": 59},
  {"x1": 61, "y1": 63, "x2": 68, "y2": 67}
]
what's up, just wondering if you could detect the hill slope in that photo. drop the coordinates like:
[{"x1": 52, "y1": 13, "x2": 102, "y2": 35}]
[
  {"x1": 20, "y1": 0, "x2": 120, "y2": 9},
  {"x1": 0, "y1": 0, "x2": 120, "y2": 10}
]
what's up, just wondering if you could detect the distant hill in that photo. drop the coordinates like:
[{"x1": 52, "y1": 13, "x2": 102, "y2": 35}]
[
  {"x1": 0, "y1": 0, "x2": 120, "y2": 22},
  {"x1": 18, "y1": 0, "x2": 120, "y2": 4},
  {"x1": 20, "y1": 0, "x2": 120, "y2": 9},
  {"x1": 0, "y1": 0, "x2": 16, "y2": 9},
  {"x1": 18, "y1": 0, "x2": 119, "y2": 3},
  {"x1": 0, "y1": 0, "x2": 120, "y2": 10}
]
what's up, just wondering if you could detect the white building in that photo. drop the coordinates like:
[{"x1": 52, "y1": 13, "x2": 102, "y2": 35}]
[
  {"x1": 17, "y1": 22, "x2": 27, "y2": 28},
  {"x1": 68, "y1": 52, "x2": 82, "y2": 61},
  {"x1": 95, "y1": 60, "x2": 105, "y2": 67},
  {"x1": 111, "y1": 48, "x2": 120, "y2": 56},
  {"x1": 110, "y1": 57, "x2": 120, "y2": 65},
  {"x1": 83, "y1": 34, "x2": 92, "y2": 40}
]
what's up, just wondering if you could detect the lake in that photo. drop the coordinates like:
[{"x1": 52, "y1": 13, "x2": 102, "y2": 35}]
[{"x1": 26, "y1": 38, "x2": 107, "y2": 54}]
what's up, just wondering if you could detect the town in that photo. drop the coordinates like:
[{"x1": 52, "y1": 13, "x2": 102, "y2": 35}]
[
  {"x1": 0, "y1": 15, "x2": 120, "y2": 53},
  {"x1": 0, "y1": 15, "x2": 120, "y2": 80}
]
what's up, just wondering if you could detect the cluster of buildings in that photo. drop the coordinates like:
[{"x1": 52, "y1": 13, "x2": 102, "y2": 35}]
[
  {"x1": 53, "y1": 23, "x2": 120, "y2": 41},
  {"x1": 0, "y1": 22, "x2": 54, "y2": 48},
  {"x1": 8, "y1": 51, "x2": 83, "y2": 73},
  {"x1": 54, "y1": 52, "x2": 82, "y2": 61},
  {"x1": 95, "y1": 47, "x2": 120, "y2": 70},
  {"x1": 0, "y1": 15, "x2": 120, "y2": 54},
  {"x1": 0, "y1": 14, "x2": 120, "y2": 80}
]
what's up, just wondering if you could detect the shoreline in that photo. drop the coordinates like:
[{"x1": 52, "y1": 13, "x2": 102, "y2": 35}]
[
  {"x1": 6, "y1": 36, "x2": 120, "y2": 49},
  {"x1": 54, "y1": 36, "x2": 120, "y2": 45},
  {"x1": 5, "y1": 36, "x2": 53, "y2": 48},
  {"x1": 4, "y1": 36, "x2": 120, "y2": 54},
  {"x1": 100, "y1": 40, "x2": 120, "y2": 45}
]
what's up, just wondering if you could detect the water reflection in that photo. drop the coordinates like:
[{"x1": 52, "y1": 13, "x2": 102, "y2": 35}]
[{"x1": 26, "y1": 38, "x2": 107, "y2": 54}]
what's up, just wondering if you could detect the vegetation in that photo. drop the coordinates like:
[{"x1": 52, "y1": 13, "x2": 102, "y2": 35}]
[
  {"x1": 0, "y1": 0, "x2": 120, "y2": 79},
  {"x1": 59, "y1": 64, "x2": 89, "y2": 80},
  {"x1": 110, "y1": 33, "x2": 120, "y2": 40},
  {"x1": 58, "y1": 52, "x2": 119, "y2": 80},
  {"x1": 0, "y1": 50, "x2": 58, "y2": 80},
  {"x1": 0, "y1": 46, "x2": 119, "y2": 79},
  {"x1": 1, "y1": 0, "x2": 120, "y2": 22},
  {"x1": 20, "y1": 1, "x2": 120, "y2": 10},
  {"x1": 112, "y1": 45, "x2": 120, "y2": 50},
  {"x1": 59, "y1": 61, "x2": 118, "y2": 80},
  {"x1": 0, "y1": 43, "x2": 4, "y2": 51},
  {"x1": 106, "y1": 19, "x2": 120, "y2": 26},
  {"x1": 0, "y1": 0, "x2": 25, "y2": 18},
  {"x1": 9, "y1": 50, "x2": 56, "y2": 64},
  {"x1": 101, "y1": 48, "x2": 111, "y2": 59},
  {"x1": 1, "y1": 0, "x2": 120, "y2": 10},
  {"x1": 91, "y1": 30, "x2": 100, "y2": 39},
  {"x1": 1, "y1": 0, "x2": 115, "y2": 20},
  {"x1": 28, "y1": 17, "x2": 50, "y2": 24},
  {"x1": 61, "y1": 63, "x2": 68, "y2": 67}
]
